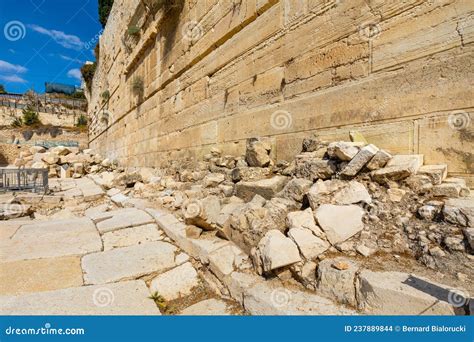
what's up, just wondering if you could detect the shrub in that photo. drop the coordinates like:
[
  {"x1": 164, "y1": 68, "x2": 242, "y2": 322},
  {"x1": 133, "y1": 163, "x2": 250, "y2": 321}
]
[
  {"x1": 22, "y1": 105, "x2": 41, "y2": 126},
  {"x1": 11, "y1": 116, "x2": 22, "y2": 127},
  {"x1": 0, "y1": 84, "x2": 6, "y2": 94},
  {"x1": 101, "y1": 90, "x2": 110, "y2": 103},
  {"x1": 76, "y1": 114, "x2": 88, "y2": 127},
  {"x1": 99, "y1": 0, "x2": 114, "y2": 28},
  {"x1": 131, "y1": 76, "x2": 144, "y2": 94},
  {"x1": 127, "y1": 25, "x2": 140, "y2": 36},
  {"x1": 80, "y1": 62, "x2": 97, "y2": 91}
]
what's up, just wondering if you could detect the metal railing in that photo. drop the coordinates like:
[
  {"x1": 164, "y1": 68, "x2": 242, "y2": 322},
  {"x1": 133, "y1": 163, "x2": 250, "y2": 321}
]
[{"x1": 0, "y1": 168, "x2": 49, "y2": 193}]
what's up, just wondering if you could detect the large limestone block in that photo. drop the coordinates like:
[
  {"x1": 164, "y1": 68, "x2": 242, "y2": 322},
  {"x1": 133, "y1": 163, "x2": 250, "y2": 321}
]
[
  {"x1": 96, "y1": 208, "x2": 155, "y2": 233},
  {"x1": 443, "y1": 197, "x2": 474, "y2": 227},
  {"x1": 208, "y1": 244, "x2": 251, "y2": 279},
  {"x1": 316, "y1": 257, "x2": 359, "y2": 306},
  {"x1": 327, "y1": 142, "x2": 361, "y2": 161},
  {"x1": 276, "y1": 178, "x2": 313, "y2": 202},
  {"x1": 295, "y1": 154, "x2": 337, "y2": 180},
  {"x1": 0, "y1": 280, "x2": 160, "y2": 315},
  {"x1": 366, "y1": 149, "x2": 392, "y2": 170},
  {"x1": 288, "y1": 227, "x2": 330, "y2": 260},
  {"x1": 244, "y1": 282, "x2": 356, "y2": 315},
  {"x1": 180, "y1": 298, "x2": 235, "y2": 315},
  {"x1": 418, "y1": 164, "x2": 448, "y2": 185},
  {"x1": 0, "y1": 218, "x2": 101, "y2": 262},
  {"x1": 257, "y1": 230, "x2": 301, "y2": 272},
  {"x1": 236, "y1": 176, "x2": 288, "y2": 201},
  {"x1": 341, "y1": 144, "x2": 379, "y2": 177},
  {"x1": 371, "y1": 154, "x2": 424, "y2": 182},
  {"x1": 286, "y1": 208, "x2": 324, "y2": 237},
  {"x1": 245, "y1": 138, "x2": 271, "y2": 167},
  {"x1": 333, "y1": 181, "x2": 371, "y2": 205},
  {"x1": 82, "y1": 241, "x2": 179, "y2": 285},
  {"x1": 357, "y1": 270, "x2": 456, "y2": 315},
  {"x1": 314, "y1": 204, "x2": 364, "y2": 244},
  {"x1": 149, "y1": 262, "x2": 199, "y2": 301},
  {"x1": 183, "y1": 195, "x2": 221, "y2": 230}
]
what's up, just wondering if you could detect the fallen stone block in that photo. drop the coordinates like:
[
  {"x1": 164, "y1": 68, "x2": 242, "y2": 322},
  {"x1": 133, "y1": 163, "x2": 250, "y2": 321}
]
[
  {"x1": 245, "y1": 138, "x2": 271, "y2": 167},
  {"x1": 82, "y1": 241, "x2": 180, "y2": 284},
  {"x1": 327, "y1": 142, "x2": 361, "y2": 161},
  {"x1": 244, "y1": 282, "x2": 356, "y2": 315},
  {"x1": 183, "y1": 195, "x2": 221, "y2": 230},
  {"x1": 432, "y1": 183, "x2": 463, "y2": 198},
  {"x1": 443, "y1": 197, "x2": 474, "y2": 227},
  {"x1": 256, "y1": 230, "x2": 301, "y2": 272},
  {"x1": 418, "y1": 164, "x2": 448, "y2": 185},
  {"x1": 149, "y1": 262, "x2": 199, "y2": 301},
  {"x1": 208, "y1": 244, "x2": 251, "y2": 279},
  {"x1": 202, "y1": 173, "x2": 225, "y2": 188},
  {"x1": 317, "y1": 257, "x2": 359, "y2": 306},
  {"x1": 341, "y1": 144, "x2": 379, "y2": 177},
  {"x1": 286, "y1": 208, "x2": 324, "y2": 238},
  {"x1": 276, "y1": 178, "x2": 312, "y2": 203},
  {"x1": 357, "y1": 270, "x2": 456, "y2": 315},
  {"x1": 288, "y1": 227, "x2": 330, "y2": 260},
  {"x1": 371, "y1": 154, "x2": 424, "y2": 183},
  {"x1": 314, "y1": 204, "x2": 364, "y2": 245},
  {"x1": 0, "y1": 280, "x2": 160, "y2": 315},
  {"x1": 333, "y1": 181, "x2": 371, "y2": 205},
  {"x1": 463, "y1": 228, "x2": 474, "y2": 249},
  {"x1": 236, "y1": 176, "x2": 288, "y2": 201},
  {"x1": 295, "y1": 154, "x2": 336, "y2": 180},
  {"x1": 366, "y1": 149, "x2": 392, "y2": 170}
]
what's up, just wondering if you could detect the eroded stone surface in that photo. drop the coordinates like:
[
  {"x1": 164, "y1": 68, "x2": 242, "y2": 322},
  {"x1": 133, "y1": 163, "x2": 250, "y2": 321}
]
[
  {"x1": 180, "y1": 298, "x2": 234, "y2": 315},
  {"x1": 102, "y1": 224, "x2": 163, "y2": 250},
  {"x1": 0, "y1": 280, "x2": 160, "y2": 315},
  {"x1": 82, "y1": 241, "x2": 179, "y2": 285},
  {"x1": 149, "y1": 262, "x2": 199, "y2": 301}
]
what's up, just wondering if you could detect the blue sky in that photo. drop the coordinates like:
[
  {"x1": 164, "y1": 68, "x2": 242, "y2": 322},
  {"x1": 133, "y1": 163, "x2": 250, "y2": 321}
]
[{"x1": 0, "y1": 0, "x2": 102, "y2": 94}]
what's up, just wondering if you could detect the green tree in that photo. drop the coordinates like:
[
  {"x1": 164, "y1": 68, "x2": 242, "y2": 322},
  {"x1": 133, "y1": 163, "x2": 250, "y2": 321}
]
[
  {"x1": 22, "y1": 105, "x2": 41, "y2": 126},
  {"x1": 80, "y1": 62, "x2": 97, "y2": 90},
  {"x1": 0, "y1": 84, "x2": 6, "y2": 94},
  {"x1": 98, "y1": 0, "x2": 114, "y2": 28}
]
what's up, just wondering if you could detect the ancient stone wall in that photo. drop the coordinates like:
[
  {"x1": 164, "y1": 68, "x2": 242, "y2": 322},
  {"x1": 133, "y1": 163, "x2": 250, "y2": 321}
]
[
  {"x1": 0, "y1": 107, "x2": 79, "y2": 127},
  {"x1": 88, "y1": 0, "x2": 474, "y2": 185}
]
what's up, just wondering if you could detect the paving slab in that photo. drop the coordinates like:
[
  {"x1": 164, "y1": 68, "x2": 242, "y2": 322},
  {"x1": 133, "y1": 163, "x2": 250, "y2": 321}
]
[
  {"x1": 102, "y1": 224, "x2": 163, "y2": 250},
  {"x1": 0, "y1": 218, "x2": 101, "y2": 262},
  {"x1": 0, "y1": 256, "x2": 83, "y2": 295},
  {"x1": 149, "y1": 262, "x2": 200, "y2": 300},
  {"x1": 82, "y1": 241, "x2": 180, "y2": 284},
  {"x1": 0, "y1": 280, "x2": 161, "y2": 315},
  {"x1": 96, "y1": 208, "x2": 155, "y2": 233}
]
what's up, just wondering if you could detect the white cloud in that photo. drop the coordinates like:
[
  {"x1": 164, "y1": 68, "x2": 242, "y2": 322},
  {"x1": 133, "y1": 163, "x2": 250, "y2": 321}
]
[
  {"x1": 29, "y1": 24, "x2": 84, "y2": 50},
  {"x1": 59, "y1": 54, "x2": 83, "y2": 64},
  {"x1": 0, "y1": 75, "x2": 27, "y2": 83},
  {"x1": 0, "y1": 60, "x2": 27, "y2": 74},
  {"x1": 67, "y1": 68, "x2": 82, "y2": 82}
]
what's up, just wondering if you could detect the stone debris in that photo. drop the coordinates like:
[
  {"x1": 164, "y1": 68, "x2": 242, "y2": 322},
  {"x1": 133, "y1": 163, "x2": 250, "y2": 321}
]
[
  {"x1": 1, "y1": 136, "x2": 472, "y2": 316},
  {"x1": 254, "y1": 230, "x2": 301, "y2": 273},
  {"x1": 314, "y1": 204, "x2": 364, "y2": 245}
]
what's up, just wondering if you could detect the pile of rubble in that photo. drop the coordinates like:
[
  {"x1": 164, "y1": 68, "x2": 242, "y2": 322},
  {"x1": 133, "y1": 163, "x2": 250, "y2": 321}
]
[
  {"x1": 4, "y1": 135, "x2": 473, "y2": 315},
  {"x1": 13, "y1": 145, "x2": 118, "y2": 178},
  {"x1": 85, "y1": 137, "x2": 472, "y2": 278}
]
